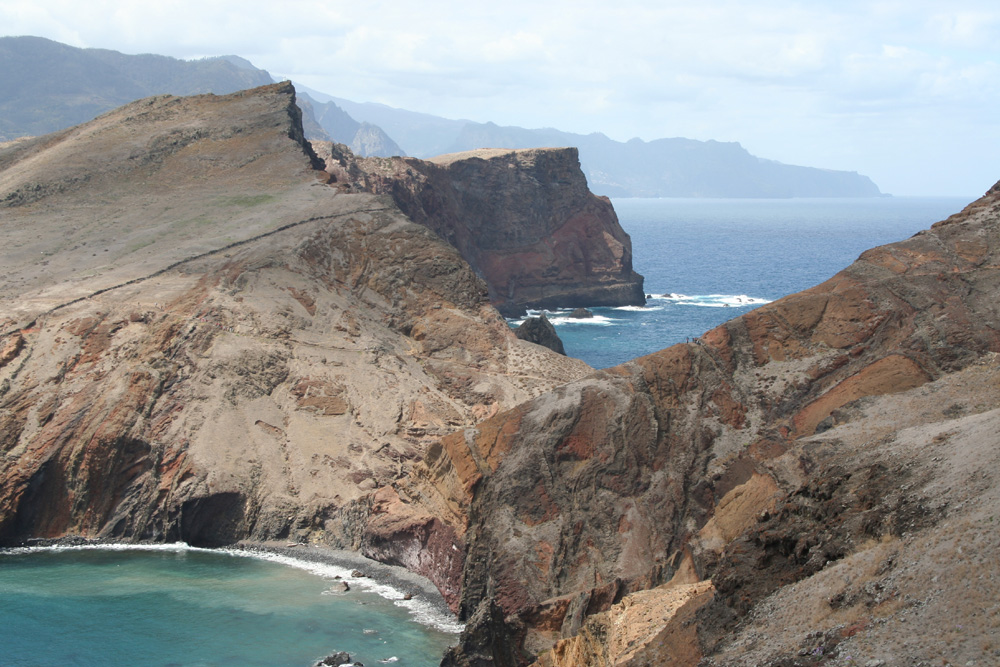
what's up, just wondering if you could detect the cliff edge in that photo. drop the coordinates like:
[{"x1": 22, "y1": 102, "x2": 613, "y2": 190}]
[
  {"x1": 0, "y1": 84, "x2": 592, "y2": 563},
  {"x1": 318, "y1": 145, "x2": 646, "y2": 316},
  {"x1": 382, "y1": 181, "x2": 1000, "y2": 665}
]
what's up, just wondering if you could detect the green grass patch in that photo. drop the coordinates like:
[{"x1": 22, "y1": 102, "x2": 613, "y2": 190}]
[
  {"x1": 222, "y1": 194, "x2": 276, "y2": 207},
  {"x1": 126, "y1": 238, "x2": 155, "y2": 253},
  {"x1": 173, "y1": 215, "x2": 213, "y2": 230}
]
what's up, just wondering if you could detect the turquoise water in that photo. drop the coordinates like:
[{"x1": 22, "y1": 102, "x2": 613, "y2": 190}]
[
  {"x1": 0, "y1": 545, "x2": 459, "y2": 667},
  {"x1": 525, "y1": 196, "x2": 973, "y2": 368}
]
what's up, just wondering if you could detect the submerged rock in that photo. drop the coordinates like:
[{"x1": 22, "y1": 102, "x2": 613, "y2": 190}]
[{"x1": 568, "y1": 308, "x2": 594, "y2": 319}]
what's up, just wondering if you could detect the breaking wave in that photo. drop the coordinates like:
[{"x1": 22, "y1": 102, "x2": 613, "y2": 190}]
[
  {"x1": 2, "y1": 542, "x2": 464, "y2": 634},
  {"x1": 650, "y1": 293, "x2": 772, "y2": 308}
]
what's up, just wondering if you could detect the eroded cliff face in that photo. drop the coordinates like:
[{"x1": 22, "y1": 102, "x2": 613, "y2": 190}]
[
  {"x1": 313, "y1": 144, "x2": 646, "y2": 316},
  {"x1": 4, "y1": 80, "x2": 999, "y2": 667},
  {"x1": 411, "y1": 182, "x2": 1000, "y2": 665},
  {"x1": 0, "y1": 84, "x2": 592, "y2": 571}
]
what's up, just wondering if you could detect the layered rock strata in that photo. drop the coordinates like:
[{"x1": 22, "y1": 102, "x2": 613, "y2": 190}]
[
  {"x1": 385, "y1": 182, "x2": 1000, "y2": 665},
  {"x1": 0, "y1": 84, "x2": 592, "y2": 562},
  {"x1": 313, "y1": 145, "x2": 646, "y2": 316}
]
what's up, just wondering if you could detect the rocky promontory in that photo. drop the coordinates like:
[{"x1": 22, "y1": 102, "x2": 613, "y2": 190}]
[
  {"x1": 0, "y1": 83, "x2": 592, "y2": 552},
  {"x1": 2, "y1": 80, "x2": 999, "y2": 667},
  {"x1": 335, "y1": 146, "x2": 646, "y2": 316}
]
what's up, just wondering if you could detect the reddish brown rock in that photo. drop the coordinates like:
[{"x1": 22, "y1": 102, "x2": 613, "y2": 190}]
[
  {"x1": 0, "y1": 83, "x2": 592, "y2": 551},
  {"x1": 339, "y1": 147, "x2": 646, "y2": 316},
  {"x1": 427, "y1": 181, "x2": 1000, "y2": 665}
]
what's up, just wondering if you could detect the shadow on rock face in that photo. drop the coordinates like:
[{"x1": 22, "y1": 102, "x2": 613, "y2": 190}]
[{"x1": 515, "y1": 315, "x2": 566, "y2": 356}]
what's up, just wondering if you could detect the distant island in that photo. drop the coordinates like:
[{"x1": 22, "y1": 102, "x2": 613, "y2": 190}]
[{"x1": 1, "y1": 35, "x2": 881, "y2": 198}]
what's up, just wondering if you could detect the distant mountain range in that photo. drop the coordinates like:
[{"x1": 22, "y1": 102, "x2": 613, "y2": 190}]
[{"x1": 0, "y1": 35, "x2": 882, "y2": 198}]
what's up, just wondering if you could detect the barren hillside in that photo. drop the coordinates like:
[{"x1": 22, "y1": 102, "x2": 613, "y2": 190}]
[{"x1": 0, "y1": 83, "x2": 595, "y2": 595}]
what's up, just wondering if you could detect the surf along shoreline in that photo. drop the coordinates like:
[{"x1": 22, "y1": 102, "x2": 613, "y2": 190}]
[{"x1": 3, "y1": 536, "x2": 463, "y2": 635}]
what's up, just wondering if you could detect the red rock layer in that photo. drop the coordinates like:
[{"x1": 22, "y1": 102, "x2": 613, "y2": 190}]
[{"x1": 345, "y1": 147, "x2": 646, "y2": 316}]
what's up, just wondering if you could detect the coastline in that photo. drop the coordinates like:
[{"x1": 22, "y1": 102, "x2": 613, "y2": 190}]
[
  {"x1": 2, "y1": 536, "x2": 463, "y2": 635},
  {"x1": 233, "y1": 539, "x2": 463, "y2": 633}
]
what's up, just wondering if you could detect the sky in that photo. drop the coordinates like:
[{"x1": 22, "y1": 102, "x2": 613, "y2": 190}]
[{"x1": 2, "y1": 0, "x2": 998, "y2": 197}]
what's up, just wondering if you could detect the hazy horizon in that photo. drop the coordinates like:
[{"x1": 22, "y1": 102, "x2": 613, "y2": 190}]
[{"x1": 2, "y1": 0, "x2": 997, "y2": 197}]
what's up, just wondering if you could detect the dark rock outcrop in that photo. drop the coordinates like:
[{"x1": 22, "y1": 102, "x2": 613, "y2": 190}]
[
  {"x1": 313, "y1": 652, "x2": 352, "y2": 667},
  {"x1": 346, "y1": 147, "x2": 645, "y2": 316},
  {"x1": 515, "y1": 316, "x2": 566, "y2": 356}
]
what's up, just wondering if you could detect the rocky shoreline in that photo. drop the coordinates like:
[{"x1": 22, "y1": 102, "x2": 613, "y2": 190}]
[{"x1": 3, "y1": 82, "x2": 999, "y2": 666}]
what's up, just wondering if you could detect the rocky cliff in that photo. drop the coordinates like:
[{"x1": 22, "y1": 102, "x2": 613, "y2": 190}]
[
  {"x1": 3, "y1": 79, "x2": 998, "y2": 667},
  {"x1": 376, "y1": 182, "x2": 1000, "y2": 665},
  {"x1": 0, "y1": 83, "x2": 592, "y2": 559},
  {"x1": 334, "y1": 147, "x2": 646, "y2": 316}
]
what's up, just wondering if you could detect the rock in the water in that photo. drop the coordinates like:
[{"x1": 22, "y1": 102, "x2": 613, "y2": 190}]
[
  {"x1": 314, "y1": 652, "x2": 351, "y2": 667},
  {"x1": 568, "y1": 308, "x2": 594, "y2": 319},
  {"x1": 330, "y1": 581, "x2": 350, "y2": 593},
  {"x1": 515, "y1": 315, "x2": 566, "y2": 355}
]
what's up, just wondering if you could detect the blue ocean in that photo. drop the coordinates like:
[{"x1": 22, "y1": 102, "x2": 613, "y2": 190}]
[
  {"x1": 520, "y1": 196, "x2": 973, "y2": 368},
  {"x1": 0, "y1": 196, "x2": 974, "y2": 666}
]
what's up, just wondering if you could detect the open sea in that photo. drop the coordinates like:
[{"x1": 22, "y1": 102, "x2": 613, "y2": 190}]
[
  {"x1": 521, "y1": 196, "x2": 974, "y2": 368},
  {"x1": 0, "y1": 195, "x2": 975, "y2": 666}
]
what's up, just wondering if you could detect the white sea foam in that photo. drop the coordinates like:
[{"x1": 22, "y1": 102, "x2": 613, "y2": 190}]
[
  {"x1": 612, "y1": 305, "x2": 664, "y2": 312},
  {"x1": 652, "y1": 292, "x2": 772, "y2": 308},
  {"x1": 508, "y1": 309, "x2": 620, "y2": 327},
  {"x1": 2, "y1": 543, "x2": 464, "y2": 634},
  {"x1": 217, "y1": 548, "x2": 465, "y2": 634},
  {"x1": 1, "y1": 542, "x2": 198, "y2": 555},
  {"x1": 547, "y1": 313, "x2": 618, "y2": 326}
]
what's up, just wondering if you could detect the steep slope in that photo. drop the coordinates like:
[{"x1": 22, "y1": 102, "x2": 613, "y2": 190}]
[
  {"x1": 0, "y1": 84, "x2": 592, "y2": 553},
  {"x1": 338, "y1": 147, "x2": 646, "y2": 315},
  {"x1": 388, "y1": 182, "x2": 1000, "y2": 665}
]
